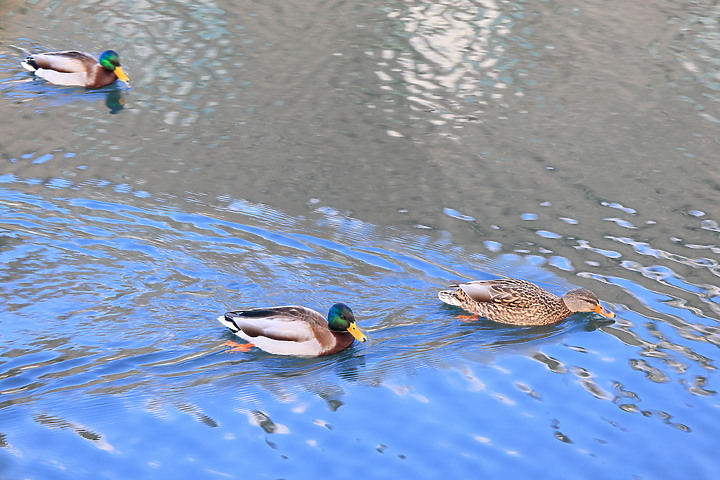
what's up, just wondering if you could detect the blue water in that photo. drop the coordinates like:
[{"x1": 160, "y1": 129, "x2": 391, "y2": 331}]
[
  {"x1": 1, "y1": 176, "x2": 718, "y2": 478},
  {"x1": 2, "y1": 0, "x2": 720, "y2": 478}
]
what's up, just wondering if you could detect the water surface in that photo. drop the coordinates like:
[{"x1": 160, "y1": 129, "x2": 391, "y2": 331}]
[{"x1": 1, "y1": 0, "x2": 719, "y2": 478}]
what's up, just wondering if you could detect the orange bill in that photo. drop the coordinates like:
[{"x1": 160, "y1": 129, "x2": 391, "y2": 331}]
[{"x1": 593, "y1": 304, "x2": 615, "y2": 318}]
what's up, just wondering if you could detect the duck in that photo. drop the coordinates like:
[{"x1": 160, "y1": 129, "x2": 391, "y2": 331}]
[
  {"x1": 218, "y1": 303, "x2": 367, "y2": 357},
  {"x1": 21, "y1": 50, "x2": 129, "y2": 89},
  {"x1": 438, "y1": 278, "x2": 615, "y2": 326}
]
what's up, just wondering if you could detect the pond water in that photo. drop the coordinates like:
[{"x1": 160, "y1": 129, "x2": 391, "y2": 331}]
[{"x1": 1, "y1": 0, "x2": 719, "y2": 478}]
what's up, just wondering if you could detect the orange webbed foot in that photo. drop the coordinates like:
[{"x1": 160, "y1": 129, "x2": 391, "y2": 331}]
[
  {"x1": 456, "y1": 314, "x2": 480, "y2": 323},
  {"x1": 223, "y1": 340, "x2": 255, "y2": 353}
]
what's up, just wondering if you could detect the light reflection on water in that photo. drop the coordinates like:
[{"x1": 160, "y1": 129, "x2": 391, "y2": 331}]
[
  {"x1": 383, "y1": 0, "x2": 529, "y2": 123},
  {"x1": 1, "y1": 174, "x2": 718, "y2": 477}
]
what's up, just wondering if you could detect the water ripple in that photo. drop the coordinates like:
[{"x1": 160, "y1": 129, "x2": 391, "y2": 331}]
[{"x1": 1, "y1": 175, "x2": 719, "y2": 478}]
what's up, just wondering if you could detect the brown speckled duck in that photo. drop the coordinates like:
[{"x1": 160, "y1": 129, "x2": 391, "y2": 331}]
[
  {"x1": 218, "y1": 303, "x2": 367, "y2": 357},
  {"x1": 21, "y1": 50, "x2": 129, "y2": 89},
  {"x1": 438, "y1": 278, "x2": 615, "y2": 326}
]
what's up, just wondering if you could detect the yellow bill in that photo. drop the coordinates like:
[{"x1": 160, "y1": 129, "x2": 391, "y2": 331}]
[
  {"x1": 347, "y1": 322, "x2": 368, "y2": 342},
  {"x1": 114, "y1": 66, "x2": 129, "y2": 83}
]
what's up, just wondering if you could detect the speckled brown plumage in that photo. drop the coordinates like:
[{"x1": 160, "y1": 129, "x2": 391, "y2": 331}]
[{"x1": 438, "y1": 278, "x2": 615, "y2": 326}]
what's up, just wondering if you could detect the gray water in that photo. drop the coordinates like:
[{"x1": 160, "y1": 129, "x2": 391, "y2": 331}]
[{"x1": 1, "y1": 0, "x2": 719, "y2": 478}]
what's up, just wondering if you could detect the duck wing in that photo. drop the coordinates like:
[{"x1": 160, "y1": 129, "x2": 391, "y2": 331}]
[
  {"x1": 23, "y1": 51, "x2": 96, "y2": 72},
  {"x1": 219, "y1": 306, "x2": 332, "y2": 356},
  {"x1": 220, "y1": 306, "x2": 321, "y2": 342},
  {"x1": 22, "y1": 51, "x2": 98, "y2": 86},
  {"x1": 457, "y1": 279, "x2": 547, "y2": 309}
]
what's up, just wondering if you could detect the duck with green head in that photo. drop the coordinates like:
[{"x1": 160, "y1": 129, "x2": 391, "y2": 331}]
[
  {"x1": 218, "y1": 303, "x2": 368, "y2": 357},
  {"x1": 21, "y1": 50, "x2": 129, "y2": 89},
  {"x1": 438, "y1": 278, "x2": 615, "y2": 326}
]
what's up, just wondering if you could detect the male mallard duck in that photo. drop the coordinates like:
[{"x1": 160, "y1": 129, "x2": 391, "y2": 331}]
[
  {"x1": 218, "y1": 303, "x2": 367, "y2": 357},
  {"x1": 21, "y1": 50, "x2": 129, "y2": 89},
  {"x1": 438, "y1": 278, "x2": 615, "y2": 326}
]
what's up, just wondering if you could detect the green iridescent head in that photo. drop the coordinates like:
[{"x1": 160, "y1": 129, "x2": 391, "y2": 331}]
[
  {"x1": 327, "y1": 303, "x2": 367, "y2": 342},
  {"x1": 99, "y1": 50, "x2": 129, "y2": 83}
]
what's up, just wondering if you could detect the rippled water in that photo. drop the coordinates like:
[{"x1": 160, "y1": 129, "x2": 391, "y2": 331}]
[{"x1": 1, "y1": 0, "x2": 719, "y2": 478}]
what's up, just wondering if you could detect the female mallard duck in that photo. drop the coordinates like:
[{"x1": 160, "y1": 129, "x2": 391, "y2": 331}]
[
  {"x1": 218, "y1": 303, "x2": 367, "y2": 357},
  {"x1": 438, "y1": 278, "x2": 615, "y2": 326},
  {"x1": 21, "y1": 50, "x2": 129, "y2": 89}
]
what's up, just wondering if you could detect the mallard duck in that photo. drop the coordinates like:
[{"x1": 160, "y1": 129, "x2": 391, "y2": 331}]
[
  {"x1": 218, "y1": 303, "x2": 367, "y2": 357},
  {"x1": 438, "y1": 278, "x2": 615, "y2": 326},
  {"x1": 21, "y1": 50, "x2": 129, "y2": 89}
]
